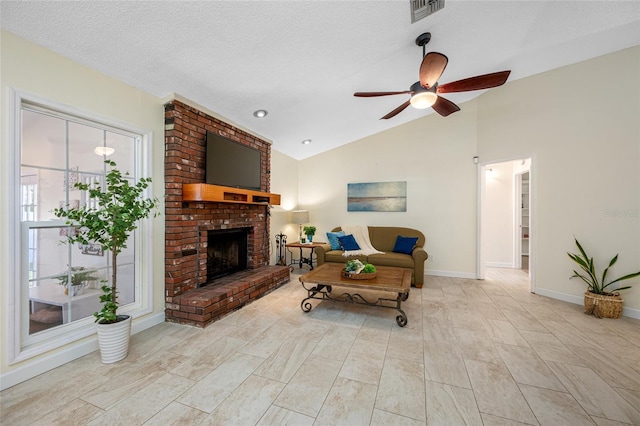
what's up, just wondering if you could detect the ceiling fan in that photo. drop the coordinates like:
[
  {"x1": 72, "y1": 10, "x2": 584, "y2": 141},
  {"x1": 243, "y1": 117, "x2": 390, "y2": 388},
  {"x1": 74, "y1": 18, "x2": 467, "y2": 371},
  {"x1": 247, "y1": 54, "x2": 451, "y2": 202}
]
[{"x1": 354, "y1": 32, "x2": 511, "y2": 119}]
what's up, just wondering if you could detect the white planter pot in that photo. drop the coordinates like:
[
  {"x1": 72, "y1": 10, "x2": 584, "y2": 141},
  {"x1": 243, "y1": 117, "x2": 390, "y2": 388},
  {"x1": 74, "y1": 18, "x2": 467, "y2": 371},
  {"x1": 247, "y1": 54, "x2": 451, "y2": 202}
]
[{"x1": 96, "y1": 315, "x2": 131, "y2": 364}]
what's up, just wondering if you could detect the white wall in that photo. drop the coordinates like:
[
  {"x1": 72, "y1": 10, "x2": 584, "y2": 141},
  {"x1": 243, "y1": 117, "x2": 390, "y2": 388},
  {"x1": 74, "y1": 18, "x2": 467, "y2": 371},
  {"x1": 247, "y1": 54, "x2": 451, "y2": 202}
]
[
  {"x1": 0, "y1": 31, "x2": 166, "y2": 385},
  {"x1": 483, "y1": 161, "x2": 515, "y2": 268}
]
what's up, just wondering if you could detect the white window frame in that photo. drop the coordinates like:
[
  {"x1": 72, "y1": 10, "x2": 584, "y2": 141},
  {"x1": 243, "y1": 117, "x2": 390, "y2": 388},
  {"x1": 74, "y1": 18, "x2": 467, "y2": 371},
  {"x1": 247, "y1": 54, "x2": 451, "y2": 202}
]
[
  {"x1": 20, "y1": 173, "x2": 39, "y2": 282},
  {"x1": 7, "y1": 89, "x2": 155, "y2": 364}
]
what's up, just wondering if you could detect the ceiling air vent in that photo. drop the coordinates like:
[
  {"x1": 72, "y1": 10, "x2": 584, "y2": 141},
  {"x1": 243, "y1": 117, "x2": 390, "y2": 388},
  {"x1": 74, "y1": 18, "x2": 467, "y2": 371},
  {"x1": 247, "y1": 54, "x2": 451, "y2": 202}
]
[{"x1": 410, "y1": 0, "x2": 445, "y2": 23}]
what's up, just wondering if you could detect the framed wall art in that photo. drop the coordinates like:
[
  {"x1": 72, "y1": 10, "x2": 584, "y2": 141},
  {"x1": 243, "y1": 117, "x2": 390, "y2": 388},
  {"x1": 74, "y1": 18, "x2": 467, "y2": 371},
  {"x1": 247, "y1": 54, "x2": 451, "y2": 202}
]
[{"x1": 347, "y1": 181, "x2": 407, "y2": 212}]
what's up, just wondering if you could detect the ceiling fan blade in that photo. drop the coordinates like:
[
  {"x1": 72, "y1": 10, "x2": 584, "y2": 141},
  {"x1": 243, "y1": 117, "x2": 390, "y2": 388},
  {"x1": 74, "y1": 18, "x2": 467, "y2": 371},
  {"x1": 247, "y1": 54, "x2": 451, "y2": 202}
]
[
  {"x1": 432, "y1": 96, "x2": 460, "y2": 117},
  {"x1": 354, "y1": 91, "x2": 412, "y2": 97},
  {"x1": 381, "y1": 100, "x2": 411, "y2": 120},
  {"x1": 419, "y1": 52, "x2": 448, "y2": 89},
  {"x1": 437, "y1": 70, "x2": 511, "y2": 94}
]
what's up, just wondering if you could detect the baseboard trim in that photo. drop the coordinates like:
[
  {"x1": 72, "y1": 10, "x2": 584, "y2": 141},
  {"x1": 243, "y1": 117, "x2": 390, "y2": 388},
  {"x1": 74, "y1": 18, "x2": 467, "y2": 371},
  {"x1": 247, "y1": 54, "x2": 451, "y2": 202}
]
[
  {"x1": 485, "y1": 262, "x2": 514, "y2": 268},
  {"x1": 131, "y1": 312, "x2": 166, "y2": 335},
  {"x1": 534, "y1": 288, "x2": 640, "y2": 320},
  {"x1": 425, "y1": 270, "x2": 477, "y2": 279},
  {"x1": 0, "y1": 312, "x2": 165, "y2": 391}
]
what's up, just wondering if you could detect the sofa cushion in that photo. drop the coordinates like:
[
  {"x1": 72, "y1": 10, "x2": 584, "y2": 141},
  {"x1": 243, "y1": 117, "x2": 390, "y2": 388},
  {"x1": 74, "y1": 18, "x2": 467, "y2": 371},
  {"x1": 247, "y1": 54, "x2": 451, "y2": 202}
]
[
  {"x1": 326, "y1": 231, "x2": 346, "y2": 250},
  {"x1": 393, "y1": 236, "x2": 419, "y2": 255},
  {"x1": 338, "y1": 234, "x2": 361, "y2": 251},
  {"x1": 368, "y1": 252, "x2": 415, "y2": 269}
]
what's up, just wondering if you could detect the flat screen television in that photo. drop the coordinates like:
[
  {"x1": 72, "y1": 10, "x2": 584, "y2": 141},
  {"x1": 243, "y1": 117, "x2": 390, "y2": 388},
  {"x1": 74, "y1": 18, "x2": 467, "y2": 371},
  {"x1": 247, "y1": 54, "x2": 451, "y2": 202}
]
[{"x1": 205, "y1": 131, "x2": 262, "y2": 191}]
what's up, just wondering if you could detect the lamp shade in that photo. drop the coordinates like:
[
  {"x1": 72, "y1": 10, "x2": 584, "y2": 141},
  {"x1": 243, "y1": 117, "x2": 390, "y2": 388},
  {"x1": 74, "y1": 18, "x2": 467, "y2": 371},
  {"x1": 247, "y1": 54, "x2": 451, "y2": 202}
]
[{"x1": 291, "y1": 210, "x2": 309, "y2": 224}]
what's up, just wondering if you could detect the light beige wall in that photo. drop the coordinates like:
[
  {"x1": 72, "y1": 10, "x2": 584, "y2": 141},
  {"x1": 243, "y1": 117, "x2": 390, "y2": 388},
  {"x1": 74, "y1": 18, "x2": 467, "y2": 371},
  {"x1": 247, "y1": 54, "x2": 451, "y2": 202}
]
[
  {"x1": 269, "y1": 150, "x2": 300, "y2": 264},
  {"x1": 299, "y1": 101, "x2": 480, "y2": 277},
  {"x1": 477, "y1": 45, "x2": 640, "y2": 313},
  {"x1": 0, "y1": 31, "x2": 165, "y2": 379},
  {"x1": 484, "y1": 161, "x2": 515, "y2": 267}
]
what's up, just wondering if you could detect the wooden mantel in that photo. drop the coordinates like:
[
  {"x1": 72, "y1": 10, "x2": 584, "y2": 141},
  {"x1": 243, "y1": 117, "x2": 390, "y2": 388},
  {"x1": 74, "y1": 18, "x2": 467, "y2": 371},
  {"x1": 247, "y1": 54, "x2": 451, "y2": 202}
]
[{"x1": 182, "y1": 183, "x2": 281, "y2": 205}]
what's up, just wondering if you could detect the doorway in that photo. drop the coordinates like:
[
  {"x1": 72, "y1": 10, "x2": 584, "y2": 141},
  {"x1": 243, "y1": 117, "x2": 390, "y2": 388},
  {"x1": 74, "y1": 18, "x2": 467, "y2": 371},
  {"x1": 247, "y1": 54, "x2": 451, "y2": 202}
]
[{"x1": 478, "y1": 157, "x2": 534, "y2": 292}]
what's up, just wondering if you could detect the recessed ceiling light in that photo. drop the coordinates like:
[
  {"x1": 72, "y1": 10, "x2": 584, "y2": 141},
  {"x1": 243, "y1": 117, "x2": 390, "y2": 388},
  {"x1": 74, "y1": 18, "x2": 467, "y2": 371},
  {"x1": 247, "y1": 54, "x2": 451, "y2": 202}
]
[
  {"x1": 253, "y1": 109, "x2": 268, "y2": 118},
  {"x1": 302, "y1": 139, "x2": 311, "y2": 145}
]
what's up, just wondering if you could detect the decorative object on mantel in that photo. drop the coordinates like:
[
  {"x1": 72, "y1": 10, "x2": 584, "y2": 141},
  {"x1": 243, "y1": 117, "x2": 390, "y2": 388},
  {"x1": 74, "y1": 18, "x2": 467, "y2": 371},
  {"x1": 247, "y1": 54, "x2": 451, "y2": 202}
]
[
  {"x1": 291, "y1": 209, "x2": 309, "y2": 243},
  {"x1": 54, "y1": 160, "x2": 160, "y2": 363},
  {"x1": 303, "y1": 226, "x2": 316, "y2": 243},
  {"x1": 567, "y1": 237, "x2": 640, "y2": 319},
  {"x1": 342, "y1": 259, "x2": 377, "y2": 280}
]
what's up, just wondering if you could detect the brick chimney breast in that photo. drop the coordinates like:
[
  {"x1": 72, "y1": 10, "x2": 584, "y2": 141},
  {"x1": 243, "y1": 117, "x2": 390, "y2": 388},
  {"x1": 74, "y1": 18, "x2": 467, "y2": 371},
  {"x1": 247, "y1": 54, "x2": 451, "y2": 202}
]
[{"x1": 164, "y1": 100, "x2": 288, "y2": 327}]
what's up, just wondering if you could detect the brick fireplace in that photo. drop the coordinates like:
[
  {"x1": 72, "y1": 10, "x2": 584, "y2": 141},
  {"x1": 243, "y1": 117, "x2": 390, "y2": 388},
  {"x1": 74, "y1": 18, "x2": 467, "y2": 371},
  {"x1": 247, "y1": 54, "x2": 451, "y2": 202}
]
[{"x1": 164, "y1": 100, "x2": 289, "y2": 327}]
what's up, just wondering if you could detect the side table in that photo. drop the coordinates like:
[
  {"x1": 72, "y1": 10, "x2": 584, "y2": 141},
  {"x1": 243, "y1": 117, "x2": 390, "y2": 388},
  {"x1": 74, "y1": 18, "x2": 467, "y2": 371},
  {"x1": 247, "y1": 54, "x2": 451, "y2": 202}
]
[{"x1": 286, "y1": 241, "x2": 326, "y2": 270}]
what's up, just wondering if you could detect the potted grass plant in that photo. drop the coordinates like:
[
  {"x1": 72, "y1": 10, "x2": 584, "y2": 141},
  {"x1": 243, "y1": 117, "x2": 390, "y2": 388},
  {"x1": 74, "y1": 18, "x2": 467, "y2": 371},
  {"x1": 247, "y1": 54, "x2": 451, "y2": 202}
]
[
  {"x1": 54, "y1": 160, "x2": 159, "y2": 362},
  {"x1": 567, "y1": 237, "x2": 640, "y2": 318}
]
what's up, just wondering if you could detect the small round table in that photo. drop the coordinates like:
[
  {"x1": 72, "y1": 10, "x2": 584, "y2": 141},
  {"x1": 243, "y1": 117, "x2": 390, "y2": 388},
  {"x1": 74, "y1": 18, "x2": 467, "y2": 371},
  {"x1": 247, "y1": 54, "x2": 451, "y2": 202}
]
[{"x1": 286, "y1": 241, "x2": 326, "y2": 270}]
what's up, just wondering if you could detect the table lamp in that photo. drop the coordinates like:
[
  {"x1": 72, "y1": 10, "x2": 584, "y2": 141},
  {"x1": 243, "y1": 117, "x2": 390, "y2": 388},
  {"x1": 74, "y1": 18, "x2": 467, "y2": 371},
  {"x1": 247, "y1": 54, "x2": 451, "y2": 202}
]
[{"x1": 290, "y1": 210, "x2": 309, "y2": 243}]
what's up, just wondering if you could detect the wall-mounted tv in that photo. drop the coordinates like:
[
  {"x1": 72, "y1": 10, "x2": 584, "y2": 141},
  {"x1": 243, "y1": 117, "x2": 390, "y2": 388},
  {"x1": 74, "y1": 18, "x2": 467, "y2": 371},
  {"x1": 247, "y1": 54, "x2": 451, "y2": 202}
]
[{"x1": 205, "y1": 131, "x2": 262, "y2": 191}]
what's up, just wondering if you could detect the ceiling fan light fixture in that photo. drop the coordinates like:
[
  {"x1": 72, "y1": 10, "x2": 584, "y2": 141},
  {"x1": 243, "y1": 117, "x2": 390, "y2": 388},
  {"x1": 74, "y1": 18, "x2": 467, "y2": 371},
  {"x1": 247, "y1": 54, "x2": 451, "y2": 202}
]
[{"x1": 410, "y1": 91, "x2": 438, "y2": 109}]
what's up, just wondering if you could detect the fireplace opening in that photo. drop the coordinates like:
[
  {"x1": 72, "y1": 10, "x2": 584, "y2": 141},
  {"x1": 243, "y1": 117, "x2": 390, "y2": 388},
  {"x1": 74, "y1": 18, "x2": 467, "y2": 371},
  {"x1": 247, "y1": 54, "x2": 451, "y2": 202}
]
[{"x1": 206, "y1": 228, "x2": 248, "y2": 283}]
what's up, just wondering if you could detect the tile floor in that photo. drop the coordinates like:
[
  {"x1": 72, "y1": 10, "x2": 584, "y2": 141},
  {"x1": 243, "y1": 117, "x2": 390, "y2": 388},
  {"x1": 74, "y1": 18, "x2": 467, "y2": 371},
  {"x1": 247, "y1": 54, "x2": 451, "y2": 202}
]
[{"x1": 2, "y1": 268, "x2": 640, "y2": 425}]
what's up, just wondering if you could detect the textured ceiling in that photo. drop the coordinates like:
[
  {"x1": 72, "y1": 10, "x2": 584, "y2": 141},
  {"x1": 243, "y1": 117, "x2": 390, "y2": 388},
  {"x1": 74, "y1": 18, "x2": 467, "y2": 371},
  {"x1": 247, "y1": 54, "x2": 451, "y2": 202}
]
[{"x1": 2, "y1": 1, "x2": 639, "y2": 159}]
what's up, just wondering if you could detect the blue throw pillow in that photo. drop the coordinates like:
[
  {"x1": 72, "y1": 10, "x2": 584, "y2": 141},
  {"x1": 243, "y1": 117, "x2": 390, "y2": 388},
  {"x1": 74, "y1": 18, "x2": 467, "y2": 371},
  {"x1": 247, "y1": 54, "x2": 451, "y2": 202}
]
[
  {"x1": 338, "y1": 234, "x2": 361, "y2": 251},
  {"x1": 393, "y1": 236, "x2": 418, "y2": 255},
  {"x1": 326, "y1": 231, "x2": 346, "y2": 250}
]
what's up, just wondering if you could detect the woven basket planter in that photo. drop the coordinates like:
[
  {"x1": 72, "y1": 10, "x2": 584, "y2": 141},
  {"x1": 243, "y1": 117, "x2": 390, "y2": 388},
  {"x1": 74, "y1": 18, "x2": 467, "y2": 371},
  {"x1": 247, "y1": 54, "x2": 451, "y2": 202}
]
[
  {"x1": 341, "y1": 269, "x2": 377, "y2": 280},
  {"x1": 584, "y1": 291, "x2": 623, "y2": 319}
]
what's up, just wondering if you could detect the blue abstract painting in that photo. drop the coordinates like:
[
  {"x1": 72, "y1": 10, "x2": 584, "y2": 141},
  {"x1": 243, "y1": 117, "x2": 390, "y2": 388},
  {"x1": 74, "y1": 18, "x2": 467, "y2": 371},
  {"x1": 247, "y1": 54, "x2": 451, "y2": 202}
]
[{"x1": 347, "y1": 181, "x2": 407, "y2": 212}]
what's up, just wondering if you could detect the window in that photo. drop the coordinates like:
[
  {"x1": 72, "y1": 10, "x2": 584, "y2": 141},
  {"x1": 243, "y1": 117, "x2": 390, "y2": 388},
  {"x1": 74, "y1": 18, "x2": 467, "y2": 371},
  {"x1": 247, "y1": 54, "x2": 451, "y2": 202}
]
[
  {"x1": 9, "y1": 92, "x2": 154, "y2": 363},
  {"x1": 21, "y1": 174, "x2": 38, "y2": 282}
]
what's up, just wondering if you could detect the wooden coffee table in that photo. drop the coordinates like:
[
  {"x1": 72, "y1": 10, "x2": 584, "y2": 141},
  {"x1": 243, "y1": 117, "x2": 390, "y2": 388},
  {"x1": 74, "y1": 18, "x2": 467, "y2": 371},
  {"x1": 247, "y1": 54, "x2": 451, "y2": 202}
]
[{"x1": 298, "y1": 263, "x2": 412, "y2": 327}]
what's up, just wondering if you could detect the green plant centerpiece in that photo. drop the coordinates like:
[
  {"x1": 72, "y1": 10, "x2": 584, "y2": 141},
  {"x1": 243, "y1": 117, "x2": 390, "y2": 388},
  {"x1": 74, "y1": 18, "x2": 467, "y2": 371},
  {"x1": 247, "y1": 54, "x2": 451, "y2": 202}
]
[
  {"x1": 53, "y1": 266, "x2": 99, "y2": 296},
  {"x1": 567, "y1": 237, "x2": 640, "y2": 318},
  {"x1": 54, "y1": 160, "x2": 159, "y2": 324},
  {"x1": 303, "y1": 225, "x2": 316, "y2": 242},
  {"x1": 343, "y1": 259, "x2": 377, "y2": 279}
]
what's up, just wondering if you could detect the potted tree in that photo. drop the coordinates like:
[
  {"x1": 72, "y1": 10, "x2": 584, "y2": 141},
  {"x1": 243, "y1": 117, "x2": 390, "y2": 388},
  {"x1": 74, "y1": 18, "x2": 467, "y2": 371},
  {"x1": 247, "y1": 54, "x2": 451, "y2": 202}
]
[
  {"x1": 54, "y1": 160, "x2": 159, "y2": 363},
  {"x1": 303, "y1": 225, "x2": 316, "y2": 243},
  {"x1": 567, "y1": 237, "x2": 640, "y2": 318},
  {"x1": 53, "y1": 266, "x2": 99, "y2": 296}
]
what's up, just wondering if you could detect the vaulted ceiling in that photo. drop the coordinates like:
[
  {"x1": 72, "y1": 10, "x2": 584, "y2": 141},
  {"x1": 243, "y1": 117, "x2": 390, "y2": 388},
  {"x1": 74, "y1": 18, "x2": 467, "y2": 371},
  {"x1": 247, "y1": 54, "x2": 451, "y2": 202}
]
[{"x1": 2, "y1": 1, "x2": 639, "y2": 159}]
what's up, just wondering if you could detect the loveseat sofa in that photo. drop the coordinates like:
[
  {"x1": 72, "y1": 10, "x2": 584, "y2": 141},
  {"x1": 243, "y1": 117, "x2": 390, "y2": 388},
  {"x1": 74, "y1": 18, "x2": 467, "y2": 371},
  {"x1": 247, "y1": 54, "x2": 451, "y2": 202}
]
[{"x1": 315, "y1": 226, "x2": 428, "y2": 288}]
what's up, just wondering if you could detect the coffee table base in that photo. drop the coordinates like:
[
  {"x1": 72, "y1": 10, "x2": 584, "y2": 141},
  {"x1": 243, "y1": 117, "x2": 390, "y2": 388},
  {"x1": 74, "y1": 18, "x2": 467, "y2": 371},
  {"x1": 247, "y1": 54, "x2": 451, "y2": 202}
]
[{"x1": 300, "y1": 283, "x2": 409, "y2": 327}]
